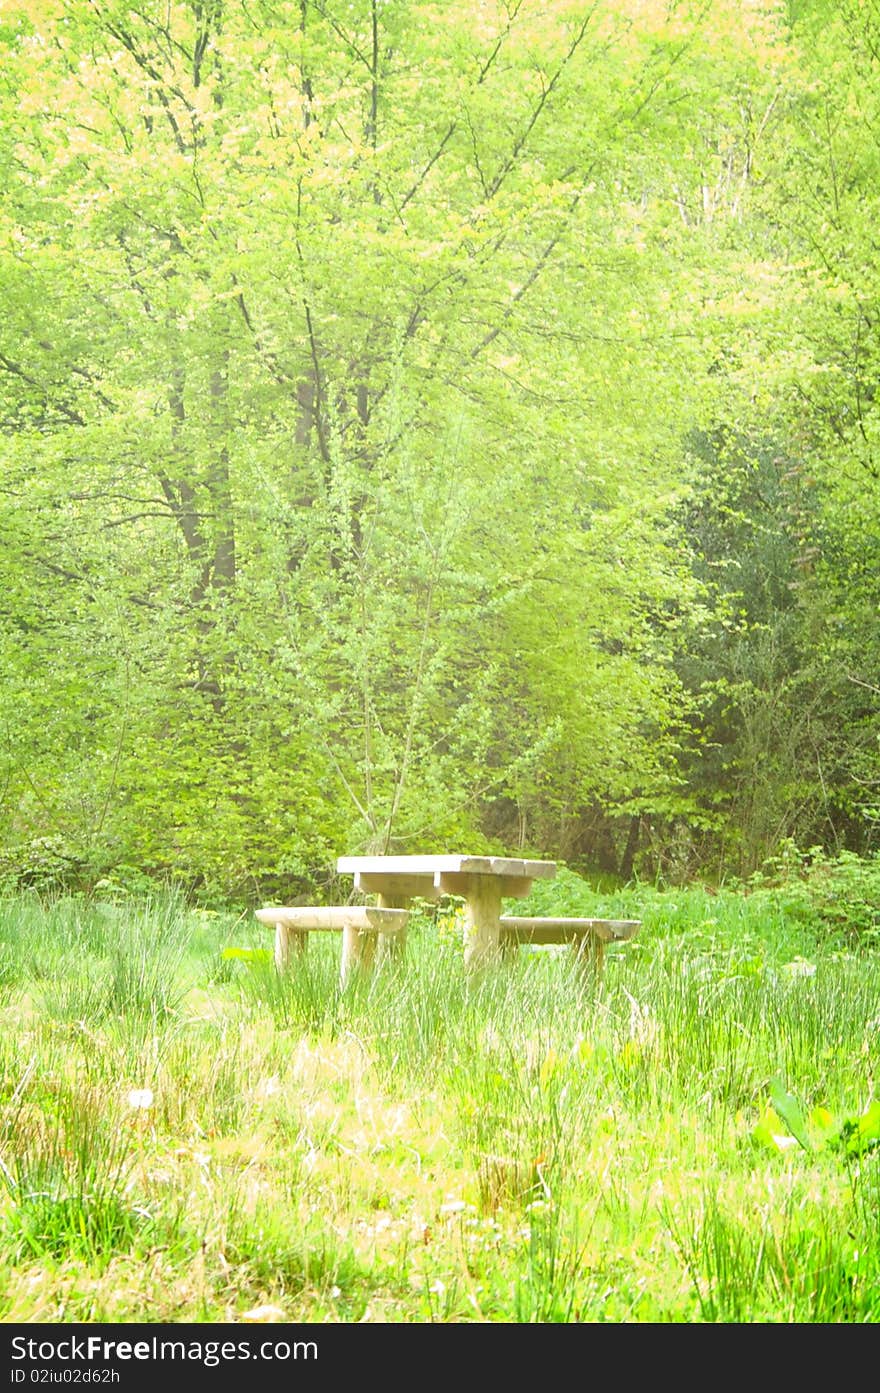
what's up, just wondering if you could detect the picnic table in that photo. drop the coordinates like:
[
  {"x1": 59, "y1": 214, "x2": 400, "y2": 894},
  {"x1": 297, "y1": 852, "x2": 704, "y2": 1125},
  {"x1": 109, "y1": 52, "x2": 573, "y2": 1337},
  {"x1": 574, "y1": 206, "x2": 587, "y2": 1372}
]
[
  {"x1": 336, "y1": 853, "x2": 558, "y2": 968},
  {"x1": 256, "y1": 852, "x2": 641, "y2": 984}
]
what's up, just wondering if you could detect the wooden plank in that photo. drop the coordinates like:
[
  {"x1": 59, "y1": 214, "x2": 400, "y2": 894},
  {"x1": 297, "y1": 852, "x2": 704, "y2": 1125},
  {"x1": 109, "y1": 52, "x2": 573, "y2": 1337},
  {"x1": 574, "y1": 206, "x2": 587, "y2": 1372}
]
[
  {"x1": 359, "y1": 870, "x2": 536, "y2": 899},
  {"x1": 338, "y1": 854, "x2": 465, "y2": 875},
  {"x1": 495, "y1": 875, "x2": 535, "y2": 898},
  {"x1": 458, "y1": 856, "x2": 556, "y2": 879},
  {"x1": 255, "y1": 906, "x2": 409, "y2": 933},
  {"x1": 353, "y1": 873, "x2": 441, "y2": 900},
  {"x1": 500, "y1": 916, "x2": 641, "y2": 981},
  {"x1": 337, "y1": 854, "x2": 556, "y2": 880},
  {"x1": 435, "y1": 871, "x2": 477, "y2": 897},
  {"x1": 500, "y1": 916, "x2": 641, "y2": 944},
  {"x1": 435, "y1": 872, "x2": 534, "y2": 898}
]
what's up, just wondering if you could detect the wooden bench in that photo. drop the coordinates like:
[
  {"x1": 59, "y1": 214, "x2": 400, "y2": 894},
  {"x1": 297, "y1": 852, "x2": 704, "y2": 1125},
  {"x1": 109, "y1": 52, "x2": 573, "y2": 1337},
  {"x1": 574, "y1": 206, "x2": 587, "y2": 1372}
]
[
  {"x1": 255, "y1": 906, "x2": 410, "y2": 986},
  {"x1": 499, "y1": 916, "x2": 641, "y2": 975}
]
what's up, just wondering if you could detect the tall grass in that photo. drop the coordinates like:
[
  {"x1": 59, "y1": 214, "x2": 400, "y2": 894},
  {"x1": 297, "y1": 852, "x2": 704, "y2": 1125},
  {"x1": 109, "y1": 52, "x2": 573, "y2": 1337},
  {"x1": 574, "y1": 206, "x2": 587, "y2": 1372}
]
[{"x1": 0, "y1": 879, "x2": 876, "y2": 1321}]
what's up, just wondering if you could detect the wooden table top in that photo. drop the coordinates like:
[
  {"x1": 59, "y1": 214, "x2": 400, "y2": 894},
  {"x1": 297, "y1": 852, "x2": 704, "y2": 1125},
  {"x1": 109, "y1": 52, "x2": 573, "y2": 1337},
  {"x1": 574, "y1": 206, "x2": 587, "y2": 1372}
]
[{"x1": 337, "y1": 854, "x2": 557, "y2": 879}]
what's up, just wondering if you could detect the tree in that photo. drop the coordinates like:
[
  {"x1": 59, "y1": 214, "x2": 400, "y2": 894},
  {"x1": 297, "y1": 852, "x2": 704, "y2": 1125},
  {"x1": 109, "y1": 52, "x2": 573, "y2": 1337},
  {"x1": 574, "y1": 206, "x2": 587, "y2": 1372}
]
[{"x1": 0, "y1": 1, "x2": 829, "y2": 894}]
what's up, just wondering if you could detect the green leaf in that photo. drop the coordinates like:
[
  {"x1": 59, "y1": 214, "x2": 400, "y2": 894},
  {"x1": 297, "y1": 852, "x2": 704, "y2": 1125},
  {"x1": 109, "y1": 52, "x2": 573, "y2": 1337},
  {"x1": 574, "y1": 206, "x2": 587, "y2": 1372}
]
[
  {"x1": 807, "y1": 1105, "x2": 842, "y2": 1149},
  {"x1": 768, "y1": 1076, "x2": 812, "y2": 1152},
  {"x1": 751, "y1": 1106, "x2": 800, "y2": 1155},
  {"x1": 840, "y1": 1100, "x2": 880, "y2": 1156}
]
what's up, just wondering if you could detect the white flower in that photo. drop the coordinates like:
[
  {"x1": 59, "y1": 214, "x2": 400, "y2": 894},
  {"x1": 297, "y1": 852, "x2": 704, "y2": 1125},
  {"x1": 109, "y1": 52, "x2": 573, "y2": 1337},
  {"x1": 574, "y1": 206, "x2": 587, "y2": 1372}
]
[
  {"x1": 439, "y1": 1199, "x2": 469, "y2": 1215},
  {"x1": 127, "y1": 1088, "x2": 154, "y2": 1110}
]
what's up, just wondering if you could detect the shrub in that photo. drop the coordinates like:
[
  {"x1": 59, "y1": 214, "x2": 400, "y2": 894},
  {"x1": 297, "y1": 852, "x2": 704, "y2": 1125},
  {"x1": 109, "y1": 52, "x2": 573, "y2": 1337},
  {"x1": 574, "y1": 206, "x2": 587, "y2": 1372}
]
[{"x1": 747, "y1": 843, "x2": 880, "y2": 944}]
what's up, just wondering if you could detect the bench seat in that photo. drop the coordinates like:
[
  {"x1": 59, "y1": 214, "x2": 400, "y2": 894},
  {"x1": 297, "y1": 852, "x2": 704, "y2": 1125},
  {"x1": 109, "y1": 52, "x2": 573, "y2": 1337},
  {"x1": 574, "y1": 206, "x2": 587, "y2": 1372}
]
[
  {"x1": 255, "y1": 905, "x2": 409, "y2": 984},
  {"x1": 254, "y1": 905, "x2": 640, "y2": 984},
  {"x1": 499, "y1": 915, "x2": 641, "y2": 974}
]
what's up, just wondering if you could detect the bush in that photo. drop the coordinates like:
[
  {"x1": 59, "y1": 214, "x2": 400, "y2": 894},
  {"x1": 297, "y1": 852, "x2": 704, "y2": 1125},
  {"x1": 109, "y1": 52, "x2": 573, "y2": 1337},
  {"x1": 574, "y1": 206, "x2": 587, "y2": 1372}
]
[{"x1": 746, "y1": 844, "x2": 880, "y2": 944}]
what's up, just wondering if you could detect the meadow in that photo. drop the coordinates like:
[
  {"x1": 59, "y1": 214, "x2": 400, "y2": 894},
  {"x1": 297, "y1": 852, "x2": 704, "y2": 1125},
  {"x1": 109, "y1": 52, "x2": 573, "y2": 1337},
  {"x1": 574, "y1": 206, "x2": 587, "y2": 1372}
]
[{"x1": 0, "y1": 868, "x2": 877, "y2": 1324}]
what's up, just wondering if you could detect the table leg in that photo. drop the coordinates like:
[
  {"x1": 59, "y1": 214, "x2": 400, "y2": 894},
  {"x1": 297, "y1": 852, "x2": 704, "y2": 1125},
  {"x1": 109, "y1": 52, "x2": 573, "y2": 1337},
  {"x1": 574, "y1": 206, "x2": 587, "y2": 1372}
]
[{"x1": 461, "y1": 877, "x2": 503, "y2": 969}]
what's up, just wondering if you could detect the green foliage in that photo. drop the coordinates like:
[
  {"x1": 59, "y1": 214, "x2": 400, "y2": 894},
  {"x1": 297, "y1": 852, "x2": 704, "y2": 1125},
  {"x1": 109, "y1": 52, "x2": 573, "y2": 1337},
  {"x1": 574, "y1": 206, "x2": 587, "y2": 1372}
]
[
  {"x1": 746, "y1": 844, "x2": 880, "y2": 944},
  {"x1": 0, "y1": 0, "x2": 877, "y2": 887},
  {"x1": 752, "y1": 1083, "x2": 880, "y2": 1160},
  {"x1": 220, "y1": 946, "x2": 272, "y2": 966},
  {"x1": 0, "y1": 0, "x2": 803, "y2": 890}
]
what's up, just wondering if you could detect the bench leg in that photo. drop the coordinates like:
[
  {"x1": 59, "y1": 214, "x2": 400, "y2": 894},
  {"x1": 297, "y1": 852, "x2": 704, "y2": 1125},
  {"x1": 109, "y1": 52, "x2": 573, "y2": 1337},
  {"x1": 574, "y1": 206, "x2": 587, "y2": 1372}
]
[
  {"x1": 340, "y1": 926, "x2": 378, "y2": 987},
  {"x1": 274, "y1": 922, "x2": 308, "y2": 972},
  {"x1": 377, "y1": 891, "x2": 407, "y2": 962}
]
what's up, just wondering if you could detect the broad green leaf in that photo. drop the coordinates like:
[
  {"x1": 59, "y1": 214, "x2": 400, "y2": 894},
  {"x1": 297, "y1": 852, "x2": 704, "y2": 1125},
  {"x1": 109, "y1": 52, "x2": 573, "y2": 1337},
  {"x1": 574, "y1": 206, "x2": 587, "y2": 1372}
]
[{"x1": 768, "y1": 1077, "x2": 812, "y2": 1152}]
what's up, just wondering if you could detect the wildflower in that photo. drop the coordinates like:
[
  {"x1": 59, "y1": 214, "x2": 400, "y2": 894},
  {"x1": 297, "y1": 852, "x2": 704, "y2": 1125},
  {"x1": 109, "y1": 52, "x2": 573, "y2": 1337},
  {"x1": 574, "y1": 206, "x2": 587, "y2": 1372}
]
[
  {"x1": 127, "y1": 1088, "x2": 154, "y2": 1110},
  {"x1": 439, "y1": 1198, "x2": 469, "y2": 1215}
]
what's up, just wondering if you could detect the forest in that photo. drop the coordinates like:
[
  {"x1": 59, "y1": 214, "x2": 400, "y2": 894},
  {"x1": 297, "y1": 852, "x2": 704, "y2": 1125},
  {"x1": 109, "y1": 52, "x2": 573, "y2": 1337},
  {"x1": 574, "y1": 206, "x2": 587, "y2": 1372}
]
[{"x1": 1, "y1": 0, "x2": 879, "y2": 902}]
